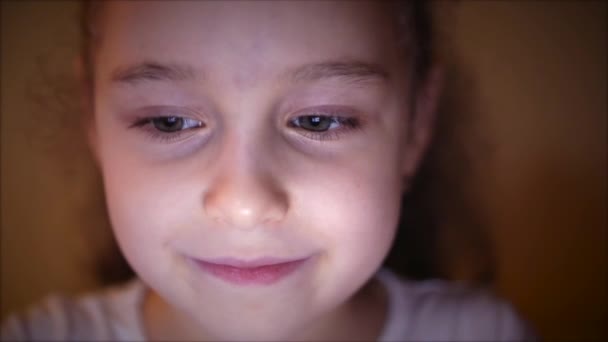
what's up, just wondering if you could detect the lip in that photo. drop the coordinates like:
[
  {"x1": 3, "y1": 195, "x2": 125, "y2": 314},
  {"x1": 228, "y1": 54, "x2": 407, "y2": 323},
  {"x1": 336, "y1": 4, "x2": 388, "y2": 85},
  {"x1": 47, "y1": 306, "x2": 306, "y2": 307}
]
[{"x1": 193, "y1": 257, "x2": 309, "y2": 286}]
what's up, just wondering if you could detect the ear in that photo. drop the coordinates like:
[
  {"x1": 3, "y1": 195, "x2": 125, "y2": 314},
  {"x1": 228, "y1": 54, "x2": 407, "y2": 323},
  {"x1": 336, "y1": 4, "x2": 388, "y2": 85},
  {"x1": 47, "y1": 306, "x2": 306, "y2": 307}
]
[
  {"x1": 73, "y1": 56, "x2": 100, "y2": 166},
  {"x1": 401, "y1": 65, "x2": 444, "y2": 188}
]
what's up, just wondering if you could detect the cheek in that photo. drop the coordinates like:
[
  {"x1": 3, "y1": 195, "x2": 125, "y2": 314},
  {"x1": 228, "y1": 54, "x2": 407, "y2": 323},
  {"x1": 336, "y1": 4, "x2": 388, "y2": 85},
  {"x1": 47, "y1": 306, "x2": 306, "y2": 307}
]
[
  {"x1": 290, "y1": 152, "x2": 404, "y2": 291},
  {"x1": 97, "y1": 141, "x2": 197, "y2": 279},
  {"x1": 102, "y1": 167, "x2": 164, "y2": 271},
  {"x1": 324, "y1": 177, "x2": 401, "y2": 268}
]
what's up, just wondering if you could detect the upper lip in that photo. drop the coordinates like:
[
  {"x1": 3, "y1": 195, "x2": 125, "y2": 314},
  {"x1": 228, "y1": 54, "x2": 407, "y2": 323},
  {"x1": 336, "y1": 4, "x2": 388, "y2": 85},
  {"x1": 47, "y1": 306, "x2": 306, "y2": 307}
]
[{"x1": 195, "y1": 256, "x2": 308, "y2": 268}]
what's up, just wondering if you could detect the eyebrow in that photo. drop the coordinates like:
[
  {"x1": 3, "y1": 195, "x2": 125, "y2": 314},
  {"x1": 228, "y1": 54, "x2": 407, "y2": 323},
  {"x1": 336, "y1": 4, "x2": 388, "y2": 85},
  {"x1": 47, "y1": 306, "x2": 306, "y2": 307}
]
[
  {"x1": 286, "y1": 60, "x2": 390, "y2": 84},
  {"x1": 110, "y1": 61, "x2": 197, "y2": 84},
  {"x1": 109, "y1": 59, "x2": 389, "y2": 86}
]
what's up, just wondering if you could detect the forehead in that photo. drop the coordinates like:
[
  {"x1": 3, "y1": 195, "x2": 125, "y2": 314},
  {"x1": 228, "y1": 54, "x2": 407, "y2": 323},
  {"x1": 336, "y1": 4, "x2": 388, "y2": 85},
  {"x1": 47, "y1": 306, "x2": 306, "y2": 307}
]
[{"x1": 95, "y1": 1, "x2": 404, "y2": 86}]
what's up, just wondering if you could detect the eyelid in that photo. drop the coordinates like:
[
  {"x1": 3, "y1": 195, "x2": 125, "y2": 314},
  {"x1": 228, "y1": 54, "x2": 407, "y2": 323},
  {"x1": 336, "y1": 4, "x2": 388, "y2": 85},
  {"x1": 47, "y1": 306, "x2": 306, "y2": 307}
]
[
  {"x1": 127, "y1": 105, "x2": 207, "y2": 143},
  {"x1": 286, "y1": 106, "x2": 363, "y2": 142},
  {"x1": 290, "y1": 105, "x2": 358, "y2": 118},
  {"x1": 128, "y1": 105, "x2": 205, "y2": 125}
]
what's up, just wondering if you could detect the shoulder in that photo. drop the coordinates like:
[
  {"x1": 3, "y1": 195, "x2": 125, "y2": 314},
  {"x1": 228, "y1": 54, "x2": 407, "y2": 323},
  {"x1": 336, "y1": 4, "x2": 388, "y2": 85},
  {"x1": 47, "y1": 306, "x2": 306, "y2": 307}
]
[
  {"x1": 1, "y1": 279, "x2": 146, "y2": 342},
  {"x1": 378, "y1": 270, "x2": 536, "y2": 341}
]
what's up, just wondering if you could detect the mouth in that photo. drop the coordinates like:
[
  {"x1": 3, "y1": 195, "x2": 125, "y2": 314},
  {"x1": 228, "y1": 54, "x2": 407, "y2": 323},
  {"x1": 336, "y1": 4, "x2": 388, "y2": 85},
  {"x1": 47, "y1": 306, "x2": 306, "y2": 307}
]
[{"x1": 193, "y1": 257, "x2": 310, "y2": 286}]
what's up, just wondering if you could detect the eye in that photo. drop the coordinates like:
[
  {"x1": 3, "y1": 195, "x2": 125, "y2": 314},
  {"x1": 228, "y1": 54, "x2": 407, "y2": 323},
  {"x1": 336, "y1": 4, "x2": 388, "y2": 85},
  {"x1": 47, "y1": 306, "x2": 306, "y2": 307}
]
[
  {"x1": 288, "y1": 113, "x2": 361, "y2": 141},
  {"x1": 151, "y1": 116, "x2": 203, "y2": 132},
  {"x1": 130, "y1": 112, "x2": 206, "y2": 144},
  {"x1": 291, "y1": 116, "x2": 334, "y2": 132}
]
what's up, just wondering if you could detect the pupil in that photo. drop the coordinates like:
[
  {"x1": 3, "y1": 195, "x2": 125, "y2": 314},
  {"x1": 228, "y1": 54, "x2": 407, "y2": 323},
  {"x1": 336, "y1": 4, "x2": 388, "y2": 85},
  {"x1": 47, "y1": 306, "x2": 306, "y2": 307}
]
[
  {"x1": 153, "y1": 116, "x2": 183, "y2": 132},
  {"x1": 303, "y1": 116, "x2": 330, "y2": 131}
]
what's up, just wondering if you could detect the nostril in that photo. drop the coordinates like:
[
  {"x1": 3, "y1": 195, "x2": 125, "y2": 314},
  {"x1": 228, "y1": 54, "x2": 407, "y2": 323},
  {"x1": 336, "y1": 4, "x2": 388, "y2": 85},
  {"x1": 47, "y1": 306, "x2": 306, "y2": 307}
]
[
  {"x1": 262, "y1": 197, "x2": 289, "y2": 224},
  {"x1": 202, "y1": 186, "x2": 289, "y2": 229},
  {"x1": 203, "y1": 191, "x2": 230, "y2": 224},
  {"x1": 201, "y1": 164, "x2": 289, "y2": 229}
]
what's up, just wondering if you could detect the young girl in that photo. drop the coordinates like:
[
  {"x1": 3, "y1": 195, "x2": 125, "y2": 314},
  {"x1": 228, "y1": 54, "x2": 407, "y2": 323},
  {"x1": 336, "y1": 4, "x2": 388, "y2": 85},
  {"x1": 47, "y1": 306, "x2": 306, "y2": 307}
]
[{"x1": 2, "y1": 1, "x2": 534, "y2": 341}]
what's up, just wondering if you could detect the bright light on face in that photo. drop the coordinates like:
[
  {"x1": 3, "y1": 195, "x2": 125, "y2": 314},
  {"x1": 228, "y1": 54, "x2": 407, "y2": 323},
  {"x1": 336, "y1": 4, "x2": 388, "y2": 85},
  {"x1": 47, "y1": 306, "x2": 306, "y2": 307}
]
[{"x1": 91, "y1": 1, "x2": 430, "y2": 340}]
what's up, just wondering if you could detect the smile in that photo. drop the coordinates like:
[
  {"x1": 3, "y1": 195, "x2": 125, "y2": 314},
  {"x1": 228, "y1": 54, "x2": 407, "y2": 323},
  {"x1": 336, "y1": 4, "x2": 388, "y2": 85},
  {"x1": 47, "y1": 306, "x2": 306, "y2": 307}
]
[{"x1": 193, "y1": 257, "x2": 310, "y2": 286}]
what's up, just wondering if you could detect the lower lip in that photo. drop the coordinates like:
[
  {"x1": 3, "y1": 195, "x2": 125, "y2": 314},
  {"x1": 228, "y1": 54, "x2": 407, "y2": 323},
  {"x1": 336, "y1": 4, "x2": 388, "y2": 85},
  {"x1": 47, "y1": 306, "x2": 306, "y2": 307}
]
[{"x1": 194, "y1": 259, "x2": 308, "y2": 286}]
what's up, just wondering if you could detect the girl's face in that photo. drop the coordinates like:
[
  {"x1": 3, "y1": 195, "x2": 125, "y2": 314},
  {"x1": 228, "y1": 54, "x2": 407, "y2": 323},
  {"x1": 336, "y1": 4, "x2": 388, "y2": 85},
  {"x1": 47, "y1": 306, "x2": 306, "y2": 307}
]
[{"x1": 91, "y1": 1, "x2": 436, "y2": 340}]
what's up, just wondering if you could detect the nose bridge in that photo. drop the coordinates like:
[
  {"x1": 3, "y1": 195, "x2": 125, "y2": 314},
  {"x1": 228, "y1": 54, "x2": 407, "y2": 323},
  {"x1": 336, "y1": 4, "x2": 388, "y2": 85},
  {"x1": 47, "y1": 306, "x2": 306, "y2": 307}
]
[{"x1": 203, "y1": 132, "x2": 287, "y2": 228}]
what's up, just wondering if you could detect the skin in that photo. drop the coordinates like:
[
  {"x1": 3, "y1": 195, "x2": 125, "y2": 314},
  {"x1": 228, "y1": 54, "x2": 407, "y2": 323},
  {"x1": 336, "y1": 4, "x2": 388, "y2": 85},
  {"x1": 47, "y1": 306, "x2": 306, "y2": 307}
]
[{"x1": 87, "y1": 1, "x2": 441, "y2": 340}]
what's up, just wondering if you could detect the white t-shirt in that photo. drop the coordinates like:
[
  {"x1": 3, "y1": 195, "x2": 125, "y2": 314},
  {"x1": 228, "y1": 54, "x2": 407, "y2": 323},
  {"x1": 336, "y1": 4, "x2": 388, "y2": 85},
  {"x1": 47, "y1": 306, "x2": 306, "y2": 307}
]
[{"x1": 1, "y1": 269, "x2": 535, "y2": 341}]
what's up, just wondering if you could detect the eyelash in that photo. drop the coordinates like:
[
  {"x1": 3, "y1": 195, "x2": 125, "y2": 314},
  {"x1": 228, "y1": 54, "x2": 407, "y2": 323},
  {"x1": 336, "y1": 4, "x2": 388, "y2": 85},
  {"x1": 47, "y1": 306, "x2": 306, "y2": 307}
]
[
  {"x1": 287, "y1": 115, "x2": 361, "y2": 141},
  {"x1": 130, "y1": 116, "x2": 205, "y2": 143},
  {"x1": 129, "y1": 112, "x2": 361, "y2": 143}
]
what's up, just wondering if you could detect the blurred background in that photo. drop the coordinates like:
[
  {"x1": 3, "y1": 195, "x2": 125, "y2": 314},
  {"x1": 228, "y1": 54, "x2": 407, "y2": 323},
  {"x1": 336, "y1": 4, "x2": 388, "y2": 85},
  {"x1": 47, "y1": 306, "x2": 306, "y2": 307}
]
[{"x1": 1, "y1": 1, "x2": 606, "y2": 340}]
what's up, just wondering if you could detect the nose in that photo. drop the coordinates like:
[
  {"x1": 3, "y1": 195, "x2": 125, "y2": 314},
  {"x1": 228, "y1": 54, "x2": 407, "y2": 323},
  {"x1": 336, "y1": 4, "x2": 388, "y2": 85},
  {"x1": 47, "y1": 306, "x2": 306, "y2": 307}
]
[{"x1": 203, "y1": 152, "x2": 288, "y2": 229}]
